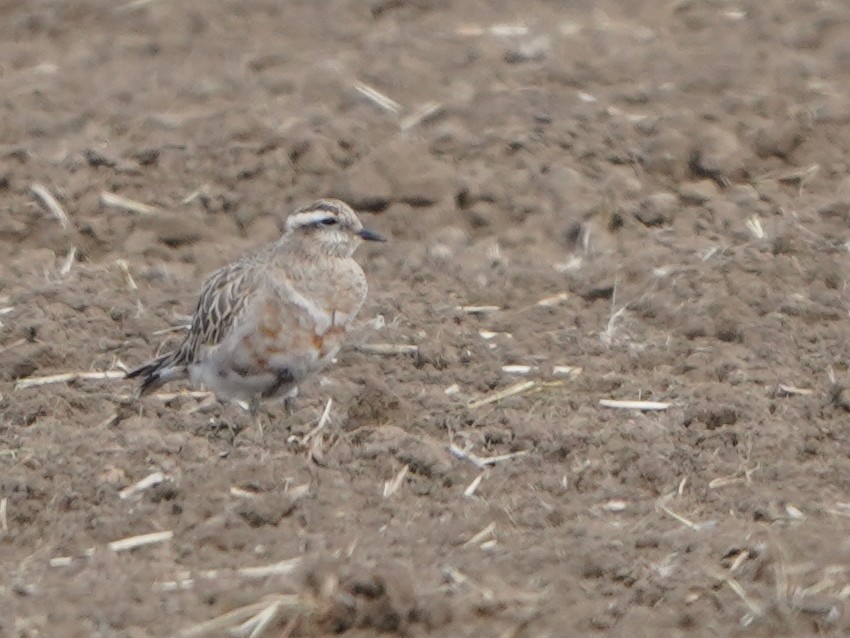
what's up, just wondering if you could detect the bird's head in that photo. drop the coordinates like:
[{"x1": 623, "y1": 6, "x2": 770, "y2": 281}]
[{"x1": 283, "y1": 199, "x2": 385, "y2": 257}]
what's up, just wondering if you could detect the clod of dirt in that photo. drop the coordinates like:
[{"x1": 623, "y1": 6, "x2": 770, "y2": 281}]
[
  {"x1": 640, "y1": 125, "x2": 693, "y2": 181},
  {"x1": 153, "y1": 215, "x2": 208, "y2": 248},
  {"x1": 332, "y1": 158, "x2": 393, "y2": 212},
  {"x1": 333, "y1": 138, "x2": 455, "y2": 210},
  {"x1": 752, "y1": 118, "x2": 806, "y2": 159},
  {"x1": 683, "y1": 401, "x2": 739, "y2": 430},
  {"x1": 635, "y1": 192, "x2": 677, "y2": 226},
  {"x1": 678, "y1": 179, "x2": 718, "y2": 205},
  {"x1": 689, "y1": 125, "x2": 750, "y2": 184},
  {"x1": 303, "y1": 560, "x2": 435, "y2": 635},
  {"x1": 344, "y1": 378, "x2": 408, "y2": 430},
  {"x1": 287, "y1": 131, "x2": 339, "y2": 175},
  {"x1": 361, "y1": 426, "x2": 452, "y2": 479},
  {"x1": 713, "y1": 313, "x2": 743, "y2": 343},
  {"x1": 817, "y1": 200, "x2": 850, "y2": 225},
  {"x1": 0, "y1": 342, "x2": 54, "y2": 381},
  {"x1": 234, "y1": 492, "x2": 301, "y2": 527}
]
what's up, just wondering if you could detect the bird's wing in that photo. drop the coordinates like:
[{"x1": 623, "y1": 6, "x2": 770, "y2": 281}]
[{"x1": 176, "y1": 259, "x2": 263, "y2": 362}]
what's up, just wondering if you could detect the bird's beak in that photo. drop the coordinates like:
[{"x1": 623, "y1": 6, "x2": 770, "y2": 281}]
[{"x1": 357, "y1": 228, "x2": 386, "y2": 242}]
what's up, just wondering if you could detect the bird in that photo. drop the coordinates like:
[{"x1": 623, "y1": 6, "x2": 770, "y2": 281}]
[{"x1": 127, "y1": 198, "x2": 385, "y2": 426}]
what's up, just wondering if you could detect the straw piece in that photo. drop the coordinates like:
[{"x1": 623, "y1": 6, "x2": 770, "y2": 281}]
[
  {"x1": 449, "y1": 445, "x2": 529, "y2": 469},
  {"x1": 383, "y1": 464, "x2": 409, "y2": 498},
  {"x1": 536, "y1": 291, "x2": 570, "y2": 307},
  {"x1": 658, "y1": 504, "x2": 715, "y2": 531},
  {"x1": 15, "y1": 370, "x2": 125, "y2": 390},
  {"x1": 599, "y1": 399, "x2": 670, "y2": 411},
  {"x1": 777, "y1": 384, "x2": 814, "y2": 396},
  {"x1": 501, "y1": 365, "x2": 535, "y2": 375},
  {"x1": 468, "y1": 380, "x2": 537, "y2": 409},
  {"x1": 463, "y1": 473, "x2": 485, "y2": 498},
  {"x1": 59, "y1": 246, "x2": 77, "y2": 276},
  {"x1": 178, "y1": 598, "x2": 298, "y2": 638},
  {"x1": 481, "y1": 330, "x2": 512, "y2": 340},
  {"x1": 464, "y1": 522, "x2": 496, "y2": 546},
  {"x1": 0, "y1": 497, "x2": 7, "y2": 536},
  {"x1": 354, "y1": 343, "x2": 419, "y2": 355},
  {"x1": 353, "y1": 82, "x2": 402, "y2": 114},
  {"x1": 115, "y1": 259, "x2": 138, "y2": 290},
  {"x1": 456, "y1": 304, "x2": 501, "y2": 315},
  {"x1": 552, "y1": 365, "x2": 582, "y2": 379},
  {"x1": 400, "y1": 102, "x2": 443, "y2": 131},
  {"x1": 119, "y1": 472, "x2": 167, "y2": 501},
  {"x1": 238, "y1": 557, "x2": 302, "y2": 579},
  {"x1": 108, "y1": 530, "x2": 173, "y2": 552},
  {"x1": 101, "y1": 191, "x2": 161, "y2": 215},
  {"x1": 31, "y1": 183, "x2": 70, "y2": 229},
  {"x1": 301, "y1": 398, "x2": 332, "y2": 446}
]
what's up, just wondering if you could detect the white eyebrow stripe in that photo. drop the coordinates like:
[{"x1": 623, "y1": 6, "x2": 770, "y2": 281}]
[{"x1": 286, "y1": 210, "x2": 336, "y2": 228}]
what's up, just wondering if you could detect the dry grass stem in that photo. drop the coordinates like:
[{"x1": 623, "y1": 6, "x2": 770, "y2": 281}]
[
  {"x1": 117, "y1": 0, "x2": 161, "y2": 12},
  {"x1": 115, "y1": 259, "x2": 138, "y2": 289},
  {"x1": 31, "y1": 182, "x2": 70, "y2": 229},
  {"x1": 355, "y1": 343, "x2": 419, "y2": 355},
  {"x1": 745, "y1": 215, "x2": 766, "y2": 240},
  {"x1": 119, "y1": 471, "x2": 167, "y2": 501},
  {"x1": 232, "y1": 599, "x2": 284, "y2": 638},
  {"x1": 383, "y1": 464, "x2": 409, "y2": 497},
  {"x1": 59, "y1": 246, "x2": 77, "y2": 276},
  {"x1": 481, "y1": 330, "x2": 512, "y2": 340},
  {"x1": 552, "y1": 365, "x2": 582, "y2": 379},
  {"x1": 456, "y1": 304, "x2": 501, "y2": 314},
  {"x1": 599, "y1": 399, "x2": 671, "y2": 411},
  {"x1": 100, "y1": 191, "x2": 161, "y2": 215},
  {"x1": 536, "y1": 291, "x2": 570, "y2": 307},
  {"x1": 603, "y1": 499, "x2": 627, "y2": 512},
  {"x1": 0, "y1": 497, "x2": 8, "y2": 537},
  {"x1": 777, "y1": 384, "x2": 814, "y2": 396},
  {"x1": 158, "y1": 557, "x2": 302, "y2": 592},
  {"x1": 706, "y1": 566, "x2": 764, "y2": 618},
  {"x1": 301, "y1": 398, "x2": 332, "y2": 447},
  {"x1": 658, "y1": 504, "x2": 715, "y2": 531},
  {"x1": 827, "y1": 502, "x2": 850, "y2": 518},
  {"x1": 49, "y1": 547, "x2": 95, "y2": 567},
  {"x1": 449, "y1": 444, "x2": 529, "y2": 469},
  {"x1": 709, "y1": 466, "x2": 758, "y2": 489},
  {"x1": 97, "y1": 413, "x2": 118, "y2": 429},
  {"x1": 501, "y1": 364, "x2": 535, "y2": 375},
  {"x1": 468, "y1": 380, "x2": 536, "y2": 408},
  {"x1": 353, "y1": 81, "x2": 402, "y2": 114},
  {"x1": 154, "y1": 390, "x2": 214, "y2": 402},
  {"x1": 178, "y1": 596, "x2": 302, "y2": 638},
  {"x1": 400, "y1": 101, "x2": 443, "y2": 130},
  {"x1": 456, "y1": 23, "x2": 529, "y2": 37},
  {"x1": 15, "y1": 370, "x2": 125, "y2": 390},
  {"x1": 464, "y1": 522, "x2": 496, "y2": 547},
  {"x1": 463, "y1": 472, "x2": 485, "y2": 498},
  {"x1": 108, "y1": 530, "x2": 173, "y2": 552},
  {"x1": 238, "y1": 557, "x2": 302, "y2": 579}
]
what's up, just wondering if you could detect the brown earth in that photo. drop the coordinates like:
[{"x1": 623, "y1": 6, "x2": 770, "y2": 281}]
[{"x1": 3, "y1": 0, "x2": 850, "y2": 636}]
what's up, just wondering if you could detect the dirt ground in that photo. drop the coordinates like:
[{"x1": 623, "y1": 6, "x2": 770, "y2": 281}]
[{"x1": 3, "y1": 0, "x2": 850, "y2": 636}]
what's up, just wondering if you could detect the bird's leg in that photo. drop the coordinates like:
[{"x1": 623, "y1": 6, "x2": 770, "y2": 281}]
[
  {"x1": 249, "y1": 395, "x2": 264, "y2": 441},
  {"x1": 283, "y1": 386, "x2": 299, "y2": 417}
]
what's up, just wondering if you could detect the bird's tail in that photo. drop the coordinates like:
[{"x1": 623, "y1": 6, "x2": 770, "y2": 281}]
[{"x1": 126, "y1": 351, "x2": 187, "y2": 396}]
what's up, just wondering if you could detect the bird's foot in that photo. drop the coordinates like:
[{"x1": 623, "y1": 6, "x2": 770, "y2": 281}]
[{"x1": 282, "y1": 387, "x2": 300, "y2": 417}]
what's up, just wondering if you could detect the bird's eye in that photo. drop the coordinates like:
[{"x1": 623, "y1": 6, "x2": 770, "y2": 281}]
[{"x1": 320, "y1": 217, "x2": 338, "y2": 226}]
